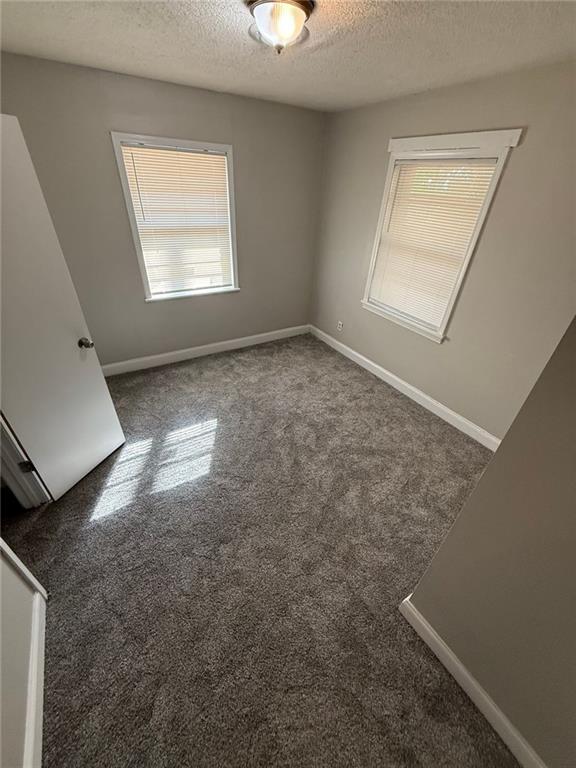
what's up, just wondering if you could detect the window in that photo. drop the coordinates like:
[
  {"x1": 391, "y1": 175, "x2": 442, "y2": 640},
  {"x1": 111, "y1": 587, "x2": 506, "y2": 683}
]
[
  {"x1": 362, "y1": 129, "x2": 521, "y2": 341},
  {"x1": 112, "y1": 132, "x2": 238, "y2": 301}
]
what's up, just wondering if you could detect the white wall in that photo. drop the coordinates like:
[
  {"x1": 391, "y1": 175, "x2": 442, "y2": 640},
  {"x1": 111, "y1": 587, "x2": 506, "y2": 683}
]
[
  {"x1": 313, "y1": 61, "x2": 576, "y2": 439},
  {"x1": 1, "y1": 53, "x2": 326, "y2": 365}
]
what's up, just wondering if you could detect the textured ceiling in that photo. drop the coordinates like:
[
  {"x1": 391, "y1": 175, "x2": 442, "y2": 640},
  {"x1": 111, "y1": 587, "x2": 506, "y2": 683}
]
[{"x1": 1, "y1": 1, "x2": 575, "y2": 111}]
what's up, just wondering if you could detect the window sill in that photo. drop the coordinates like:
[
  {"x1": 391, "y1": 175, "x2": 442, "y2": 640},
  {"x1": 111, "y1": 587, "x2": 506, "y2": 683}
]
[
  {"x1": 146, "y1": 286, "x2": 240, "y2": 302},
  {"x1": 361, "y1": 299, "x2": 445, "y2": 343}
]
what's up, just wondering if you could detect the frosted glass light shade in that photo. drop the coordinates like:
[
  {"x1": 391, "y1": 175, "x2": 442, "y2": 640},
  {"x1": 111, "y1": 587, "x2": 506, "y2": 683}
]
[{"x1": 252, "y1": 1, "x2": 307, "y2": 50}]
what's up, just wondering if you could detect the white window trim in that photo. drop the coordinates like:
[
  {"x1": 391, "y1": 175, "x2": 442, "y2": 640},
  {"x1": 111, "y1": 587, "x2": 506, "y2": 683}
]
[
  {"x1": 111, "y1": 131, "x2": 239, "y2": 302},
  {"x1": 362, "y1": 128, "x2": 522, "y2": 342}
]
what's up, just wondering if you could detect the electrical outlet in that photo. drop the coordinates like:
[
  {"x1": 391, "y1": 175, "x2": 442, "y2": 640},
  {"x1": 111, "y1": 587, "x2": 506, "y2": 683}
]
[{"x1": 337, "y1": 321, "x2": 343, "y2": 332}]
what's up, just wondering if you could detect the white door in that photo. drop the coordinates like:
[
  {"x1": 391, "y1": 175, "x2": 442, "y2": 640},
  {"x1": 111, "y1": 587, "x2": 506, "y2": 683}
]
[{"x1": 1, "y1": 114, "x2": 125, "y2": 500}]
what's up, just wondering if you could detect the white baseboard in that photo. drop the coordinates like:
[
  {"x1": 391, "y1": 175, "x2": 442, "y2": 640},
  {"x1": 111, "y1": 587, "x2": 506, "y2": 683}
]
[
  {"x1": 103, "y1": 323, "x2": 501, "y2": 451},
  {"x1": 309, "y1": 325, "x2": 500, "y2": 451},
  {"x1": 102, "y1": 325, "x2": 310, "y2": 376},
  {"x1": 399, "y1": 596, "x2": 547, "y2": 768}
]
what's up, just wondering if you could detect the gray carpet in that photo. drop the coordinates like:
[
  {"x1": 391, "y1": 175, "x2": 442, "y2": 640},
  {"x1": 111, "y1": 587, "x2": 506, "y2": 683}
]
[{"x1": 2, "y1": 335, "x2": 518, "y2": 768}]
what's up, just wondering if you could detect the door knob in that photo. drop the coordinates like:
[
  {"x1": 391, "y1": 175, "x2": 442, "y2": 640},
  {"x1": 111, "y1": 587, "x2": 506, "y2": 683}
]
[{"x1": 78, "y1": 337, "x2": 95, "y2": 349}]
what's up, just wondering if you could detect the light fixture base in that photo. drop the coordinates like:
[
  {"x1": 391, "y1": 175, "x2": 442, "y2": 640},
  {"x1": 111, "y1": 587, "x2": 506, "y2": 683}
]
[{"x1": 245, "y1": 0, "x2": 315, "y2": 19}]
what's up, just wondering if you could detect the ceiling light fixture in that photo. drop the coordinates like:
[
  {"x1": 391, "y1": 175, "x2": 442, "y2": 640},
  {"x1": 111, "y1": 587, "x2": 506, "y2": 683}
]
[{"x1": 246, "y1": 0, "x2": 315, "y2": 54}]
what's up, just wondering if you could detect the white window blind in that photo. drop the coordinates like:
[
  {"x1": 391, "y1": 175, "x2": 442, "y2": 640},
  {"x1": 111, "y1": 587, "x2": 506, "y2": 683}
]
[
  {"x1": 368, "y1": 158, "x2": 497, "y2": 334},
  {"x1": 363, "y1": 130, "x2": 521, "y2": 341},
  {"x1": 114, "y1": 135, "x2": 237, "y2": 300}
]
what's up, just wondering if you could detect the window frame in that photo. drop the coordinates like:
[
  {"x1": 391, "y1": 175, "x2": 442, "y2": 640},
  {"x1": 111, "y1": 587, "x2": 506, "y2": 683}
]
[
  {"x1": 111, "y1": 131, "x2": 240, "y2": 302},
  {"x1": 361, "y1": 129, "x2": 522, "y2": 342}
]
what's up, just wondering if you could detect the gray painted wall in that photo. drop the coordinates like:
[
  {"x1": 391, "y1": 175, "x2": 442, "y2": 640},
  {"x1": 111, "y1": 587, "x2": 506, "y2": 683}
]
[
  {"x1": 1, "y1": 53, "x2": 326, "y2": 365},
  {"x1": 1, "y1": 48, "x2": 576, "y2": 768},
  {"x1": 2, "y1": 55, "x2": 574, "y2": 438},
  {"x1": 410, "y1": 318, "x2": 576, "y2": 768},
  {"x1": 312, "y1": 61, "x2": 576, "y2": 439}
]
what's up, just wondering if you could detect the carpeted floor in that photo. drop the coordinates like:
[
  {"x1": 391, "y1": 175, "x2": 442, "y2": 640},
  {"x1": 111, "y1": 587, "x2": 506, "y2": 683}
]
[{"x1": 2, "y1": 335, "x2": 518, "y2": 768}]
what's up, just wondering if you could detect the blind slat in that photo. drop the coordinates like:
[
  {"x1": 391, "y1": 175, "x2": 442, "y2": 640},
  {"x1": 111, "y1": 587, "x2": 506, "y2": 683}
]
[
  {"x1": 121, "y1": 143, "x2": 234, "y2": 297},
  {"x1": 369, "y1": 158, "x2": 496, "y2": 330}
]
